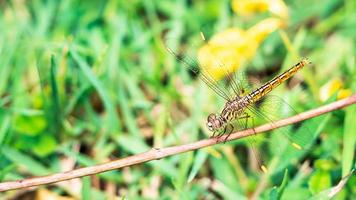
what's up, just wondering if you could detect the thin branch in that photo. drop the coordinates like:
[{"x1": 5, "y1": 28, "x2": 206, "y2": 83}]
[{"x1": 1, "y1": 94, "x2": 356, "y2": 192}]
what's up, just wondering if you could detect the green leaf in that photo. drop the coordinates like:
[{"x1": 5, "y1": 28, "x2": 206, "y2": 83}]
[
  {"x1": 187, "y1": 150, "x2": 208, "y2": 182},
  {"x1": 0, "y1": 114, "x2": 10, "y2": 145},
  {"x1": 1, "y1": 146, "x2": 51, "y2": 175},
  {"x1": 0, "y1": 164, "x2": 16, "y2": 181},
  {"x1": 48, "y1": 55, "x2": 62, "y2": 132},
  {"x1": 308, "y1": 170, "x2": 354, "y2": 200},
  {"x1": 81, "y1": 176, "x2": 91, "y2": 200},
  {"x1": 176, "y1": 152, "x2": 193, "y2": 190},
  {"x1": 269, "y1": 169, "x2": 289, "y2": 200},
  {"x1": 69, "y1": 48, "x2": 119, "y2": 132},
  {"x1": 211, "y1": 179, "x2": 247, "y2": 200},
  {"x1": 32, "y1": 134, "x2": 57, "y2": 157},
  {"x1": 209, "y1": 154, "x2": 243, "y2": 194},
  {"x1": 12, "y1": 114, "x2": 47, "y2": 136},
  {"x1": 308, "y1": 170, "x2": 332, "y2": 194},
  {"x1": 282, "y1": 188, "x2": 311, "y2": 200},
  {"x1": 275, "y1": 113, "x2": 331, "y2": 173},
  {"x1": 342, "y1": 104, "x2": 356, "y2": 176}
]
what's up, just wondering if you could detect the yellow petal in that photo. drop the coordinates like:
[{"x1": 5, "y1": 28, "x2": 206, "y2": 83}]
[
  {"x1": 319, "y1": 78, "x2": 343, "y2": 101},
  {"x1": 208, "y1": 28, "x2": 246, "y2": 46},
  {"x1": 198, "y1": 28, "x2": 247, "y2": 81},
  {"x1": 197, "y1": 21, "x2": 281, "y2": 81},
  {"x1": 231, "y1": 0, "x2": 288, "y2": 19},
  {"x1": 268, "y1": 0, "x2": 289, "y2": 19},
  {"x1": 232, "y1": 0, "x2": 269, "y2": 16},
  {"x1": 247, "y1": 18, "x2": 284, "y2": 44},
  {"x1": 337, "y1": 89, "x2": 352, "y2": 100}
]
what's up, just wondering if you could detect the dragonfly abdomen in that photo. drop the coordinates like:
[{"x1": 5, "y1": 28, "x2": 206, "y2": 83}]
[{"x1": 248, "y1": 58, "x2": 310, "y2": 103}]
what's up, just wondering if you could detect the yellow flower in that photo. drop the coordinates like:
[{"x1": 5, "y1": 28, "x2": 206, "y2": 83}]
[
  {"x1": 232, "y1": 0, "x2": 269, "y2": 15},
  {"x1": 268, "y1": 0, "x2": 289, "y2": 19},
  {"x1": 319, "y1": 78, "x2": 342, "y2": 101},
  {"x1": 197, "y1": 18, "x2": 283, "y2": 81},
  {"x1": 247, "y1": 18, "x2": 285, "y2": 45},
  {"x1": 337, "y1": 89, "x2": 352, "y2": 100},
  {"x1": 319, "y1": 78, "x2": 351, "y2": 101},
  {"x1": 197, "y1": 28, "x2": 246, "y2": 81},
  {"x1": 232, "y1": 0, "x2": 288, "y2": 19}
]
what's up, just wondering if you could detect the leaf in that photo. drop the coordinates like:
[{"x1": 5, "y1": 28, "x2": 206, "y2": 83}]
[
  {"x1": 269, "y1": 169, "x2": 289, "y2": 200},
  {"x1": 32, "y1": 134, "x2": 58, "y2": 157},
  {"x1": 0, "y1": 164, "x2": 16, "y2": 181},
  {"x1": 69, "y1": 48, "x2": 120, "y2": 132},
  {"x1": 117, "y1": 81, "x2": 140, "y2": 137},
  {"x1": 342, "y1": 104, "x2": 356, "y2": 177},
  {"x1": 281, "y1": 188, "x2": 311, "y2": 200},
  {"x1": 12, "y1": 114, "x2": 47, "y2": 136},
  {"x1": 308, "y1": 170, "x2": 332, "y2": 194},
  {"x1": 187, "y1": 150, "x2": 208, "y2": 182},
  {"x1": 81, "y1": 176, "x2": 91, "y2": 200},
  {"x1": 209, "y1": 155, "x2": 243, "y2": 193},
  {"x1": 0, "y1": 114, "x2": 10, "y2": 145},
  {"x1": 308, "y1": 170, "x2": 354, "y2": 200},
  {"x1": 49, "y1": 55, "x2": 62, "y2": 132},
  {"x1": 172, "y1": 152, "x2": 194, "y2": 196},
  {"x1": 1, "y1": 146, "x2": 51, "y2": 175},
  {"x1": 274, "y1": 113, "x2": 331, "y2": 173},
  {"x1": 211, "y1": 180, "x2": 247, "y2": 200}
]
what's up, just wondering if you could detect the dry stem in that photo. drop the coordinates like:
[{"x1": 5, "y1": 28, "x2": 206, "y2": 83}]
[{"x1": 0, "y1": 94, "x2": 355, "y2": 192}]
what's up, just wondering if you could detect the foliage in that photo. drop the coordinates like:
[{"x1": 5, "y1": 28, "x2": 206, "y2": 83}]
[{"x1": 0, "y1": 0, "x2": 355, "y2": 199}]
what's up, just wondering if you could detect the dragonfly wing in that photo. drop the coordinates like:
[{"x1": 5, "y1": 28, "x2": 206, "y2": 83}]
[
  {"x1": 248, "y1": 94, "x2": 314, "y2": 148},
  {"x1": 166, "y1": 46, "x2": 233, "y2": 101},
  {"x1": 243, "y1": 94, "x2": 319, "y2": 174},
  {"x1": 232, "y1": 114, "x2": 268, "y2": 172},
  {"x1": 165, "y1": 35, "x2": 250, "y2": 101}
]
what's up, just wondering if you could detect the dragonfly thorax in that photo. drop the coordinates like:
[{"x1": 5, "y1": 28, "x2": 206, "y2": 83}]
[{"x1": 207, "y1": 98, "x2": 251, "y2": 132}]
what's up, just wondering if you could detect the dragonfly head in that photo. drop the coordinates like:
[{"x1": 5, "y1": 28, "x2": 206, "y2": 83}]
[{"x1": 207, "y1": 113, "x2": 222, "y2": 131}]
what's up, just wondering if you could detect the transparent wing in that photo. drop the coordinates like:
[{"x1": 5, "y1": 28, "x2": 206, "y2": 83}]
[
  {"x1": 165, "y1": 35, "x2": 249, "y2": 102},
  {"x1": 222, "y1": 94, "x2": 314, "y2": 173},
  {"x1": 166, "y1": 47, "x2": 233, "y2": 101},
  {"x1": 241, "y1": 94, "x2": 316, "y2": 173},
  {"x1": 247, "y1": 95, "x2": 312, "y2": 148},
  {"x1": 233, "y1": 115, "x2": 268, "y2": 173}
]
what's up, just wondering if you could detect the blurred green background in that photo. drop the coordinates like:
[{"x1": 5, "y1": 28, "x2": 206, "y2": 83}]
[{"x1": 0, "y1": 0, "x2": 355, "y2": 199}]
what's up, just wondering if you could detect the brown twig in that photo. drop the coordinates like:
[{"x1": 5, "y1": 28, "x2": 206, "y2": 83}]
[{"x1": 1, "y1": 94, "x2": 356, "y2": 192}]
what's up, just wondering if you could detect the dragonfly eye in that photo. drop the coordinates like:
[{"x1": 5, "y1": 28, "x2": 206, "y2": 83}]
[
  {"x1": 207, "y1": 113, "x2": 217, "y2": 121},
  {"x1": 207, "y1": 114, "x2": 219, "y2": 131},
  {"x1": 207, "y1": 122, "x2": 214, "y2": 131}
]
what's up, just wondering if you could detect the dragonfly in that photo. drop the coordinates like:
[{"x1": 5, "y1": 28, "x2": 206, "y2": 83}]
[{"x1": 166, "y1": 33, "x2": 311, "y2": 172}]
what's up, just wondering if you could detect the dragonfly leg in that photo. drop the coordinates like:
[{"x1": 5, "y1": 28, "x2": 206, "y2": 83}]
[
  {"x1": 249, "y1": 114, "x2": 257, "y2": 135},
  {"x1": 210, "y1": 131, "x2": 217, "y2": 138},
  {"x1": 240, "y1": 113, "x2": 267, "y2": 172},
  {"x1": 215, "y1": 127, "x2": 227, "y2": 138},
  {"x1": 212, "y1": 124, "x2": 233, "y2": 143},
  {"x1": 239, "y1": 113, "x2": 256, "y2": 134},
  {"x1": 222, "y1": 123, "x2": 234, "y2": 143}
]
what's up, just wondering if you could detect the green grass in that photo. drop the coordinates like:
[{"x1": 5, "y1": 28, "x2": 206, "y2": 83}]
[{"x1": 0, "y1": 0, "x2": 355, "y2": 199}]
